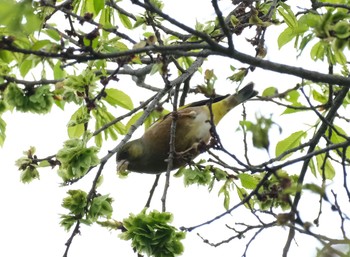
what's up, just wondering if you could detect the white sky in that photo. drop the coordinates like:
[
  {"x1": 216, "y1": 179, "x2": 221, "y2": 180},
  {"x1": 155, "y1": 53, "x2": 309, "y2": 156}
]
[{"x1": 1, "y1": 0, "x2": 348, "y2": 257}]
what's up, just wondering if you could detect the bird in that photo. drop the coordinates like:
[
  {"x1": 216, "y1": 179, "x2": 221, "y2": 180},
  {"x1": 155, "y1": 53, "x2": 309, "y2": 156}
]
[{"x1": 116, "y1": 82, "x2": 258, "y2": 174}]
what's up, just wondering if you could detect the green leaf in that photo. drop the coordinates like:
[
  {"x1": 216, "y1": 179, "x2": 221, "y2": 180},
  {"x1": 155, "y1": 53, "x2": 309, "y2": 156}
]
[
  {"x1": 278, "y1": 3, "x2": 298, "y2": 28},
  {"x1": 94, "y1": 0, "x2": 105, "y2": 16},
  {"x1": 44, "y1": 29, "x2": 61, "y2": 41},
  {"x1": 19, "y1": 59, "x2": 34, "y2": 77},
  {"x1": 327, "y1": 125, "x2": 350, "y2": 159},
  {"x1": 150, "y1": 63, "x2": 163, "y2": 75},
  {"x1": 120, "y1": 209, "x2": 185, "y2": 257},
  {"x1": 126, "y1": 111, "x2": 144, "y2": 132},
  {"x1": 56, "y1": 139, "x2": 100, "y2": 181},
  {"x1": 237, "y1": 187, "x2": 252, "y2": 208},
  {"x1": 278, "y1": 27, "x2": 295, "y2": 49},
  {"x1": 60, "y1": 214, "x2": 77, "y2": 231},
  {"x1": 0, "y1": 116, "x2": 6, "y2": 147},
  {"x1": 31, "y1": 40, "x2": 52, "y2": 51},
  {"x1": 104, "y1": 88, "x2": 134, "y2": 110},
  {"x1": 308, "y1": 158, "x2": 317, "y2": 177},
  {"x1": 262, "y1": 86, "x2": 278, "y2": 97},
  {"x1": 38, "y1": 160, "x2": 51, "y2": 168},
  {"x1": 54, "y1": 60, "x2": 66, "y2": 80},
  {"x1": 92, "y1": 105, "x2": 126, "y2": 146},
  {"x1": 333, "y1": 48, "x2": 347, "y2": 65},
  {"x1": 315, "y1": 146, "x2": 335, "y2": 180},
  {"x1": 118, "y1": 12, "x2": 133, "y2": 29},
  {"x1": 0, "y1": 0, "x2": 42, "y2": 34},
  {"x1": 89, "y1": 194, "x2": 113, "y2": 221},
  {"x1": 298, "y1": 33, "x2": 314, "y2": 54},
  {"x1": 67, "y1": 107, "x2": 88, "y2": 139},
  {"x1": 100, "y1": 7, "x2": 114, "y2": 36},
  {"x1": 62, "y1": 189, "x2": 88, "y2": 216},
  {"x1": 334, "y1": 21, "x2": 350, "y2": 38},
  {"x1": 239, "y1": 173, "x2": 259, "y2": 190},
  {"x1": 178, "y1": 166, "x2": 212, "y2": 187},
  {"x1": 218, "y1": 180, "x2": 232, "y2": 210},
  {"x1": 20, "y1": 165, "x2": 39, "y2": 183},
  {"x1": 310, "y1": 41, "x2": 326, "y2": 61},
  {"x1": 312, "y1": 89, "x2": 328, "y2": 104},
  {"x1": 304, "y1": 183, "x2": 325, "y2": 197},
  {"x1": 5, "y1": 83, "x2": 53, "y2": 114},
  {"x1": 275, "y1": 131, "x2": 306, "y2": 160}
]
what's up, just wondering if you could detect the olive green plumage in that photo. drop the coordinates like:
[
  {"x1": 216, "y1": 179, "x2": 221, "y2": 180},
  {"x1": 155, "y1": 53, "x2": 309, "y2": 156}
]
[{"x1": 117, "y1": 82, "x2": 258, "y2": 174}]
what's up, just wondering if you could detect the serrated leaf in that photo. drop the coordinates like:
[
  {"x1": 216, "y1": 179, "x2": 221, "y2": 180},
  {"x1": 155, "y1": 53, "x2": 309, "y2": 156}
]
[
  {"x1": 275, "y1": 131, "x2": 306, "y2": 160},
  {"x1": 104, "y1": 88, "x2": 134, "y2": 110}
]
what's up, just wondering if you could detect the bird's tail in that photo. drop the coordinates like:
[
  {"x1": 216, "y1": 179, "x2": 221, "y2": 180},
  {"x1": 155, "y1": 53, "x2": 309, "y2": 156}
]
[
  {"x1": 212, "y1": 82, "x2": 258, "y2": 125},
  {"x1": 234, "y1": 82, "x2": 258, "y2": 104}
]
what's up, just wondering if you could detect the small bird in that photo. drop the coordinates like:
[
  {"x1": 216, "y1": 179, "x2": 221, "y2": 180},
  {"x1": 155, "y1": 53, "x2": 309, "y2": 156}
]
[{"x1": 117, "y1": 82, "x2": 258, "y2": 174}]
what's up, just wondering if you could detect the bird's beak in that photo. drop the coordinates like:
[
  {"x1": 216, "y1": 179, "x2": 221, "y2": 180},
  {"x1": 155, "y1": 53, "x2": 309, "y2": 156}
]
[{"x1": 117, "y1": 159, "x2": 129, "y2": 173}]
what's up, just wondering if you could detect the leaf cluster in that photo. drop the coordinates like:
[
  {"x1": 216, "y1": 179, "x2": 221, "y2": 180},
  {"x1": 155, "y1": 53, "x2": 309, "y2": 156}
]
[
  {"x1": 278, "y1": 2, "x2": 350, "y2": 67},
  {"x1": 60, "y1": 189, "x2": 113, "y2": 231},
  {"x1": 5, "y1": 83, "x2": 53, "y2": 114},
  {"x1": 56, "y1": 139, "x2": 100, "y2": 181},
  {"x1": 120, "y1": 209, "x2": 185, "y2": 257}
]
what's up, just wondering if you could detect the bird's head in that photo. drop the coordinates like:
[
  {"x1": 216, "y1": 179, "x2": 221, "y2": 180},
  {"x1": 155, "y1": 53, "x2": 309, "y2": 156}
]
[{"x1": 116, "y1": 139, "x2": 144, "y2": 173}]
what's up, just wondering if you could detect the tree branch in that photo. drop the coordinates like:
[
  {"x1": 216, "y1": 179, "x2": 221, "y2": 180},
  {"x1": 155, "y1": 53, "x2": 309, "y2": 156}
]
[{"x1": 283, "y1": 85, "x2": 349, "y2": 257}]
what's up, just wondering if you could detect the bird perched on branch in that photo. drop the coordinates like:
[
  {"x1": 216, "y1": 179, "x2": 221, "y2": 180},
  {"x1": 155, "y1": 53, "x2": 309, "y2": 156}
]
[{"x1": 117, "y1": 82, "x2": 258, "y2": 174}]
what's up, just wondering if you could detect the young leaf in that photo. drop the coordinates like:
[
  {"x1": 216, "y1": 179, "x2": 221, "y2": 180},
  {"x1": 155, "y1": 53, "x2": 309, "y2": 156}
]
[
  {"x1": 236, "y1": 187, "x2": 252, "y2": 208},
  {"x1": 53, "y1": 60, "x2": 66, "y2": 80},
  {"x1": 278, "y1": 27, "x2": 295, "y2": 49},
  {"x1": 327, "y1": 125, "x2": 350, "y2": 158},
  {"x1": 118, "y1": 12, "x2": 132, "y2": 29},
  {"x1": 278, "y1": 3, "x2": 298, "y2": 29},
  {"x1": 104, "y1": 88, "x2": 134, "y2": 110},
  {"x1": 315, "y1": 146, "x2": 335, "y2": 180},
  {"x1": 275, "y1": 130, "x2": 306, "y2": 160},
  {"x1": 125, "y1": 111, "x2": 144, "y2": 132},
  {"x1": 94, "y1": 0, "x2": 105, "y2": 16},
  {"x1": 67, "y1": 107, "x2": 88, "y2": 139},
  {"x1": 239, "y1": 173, "x2": 259, "y2": 190}
]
